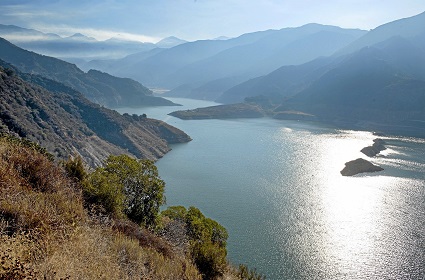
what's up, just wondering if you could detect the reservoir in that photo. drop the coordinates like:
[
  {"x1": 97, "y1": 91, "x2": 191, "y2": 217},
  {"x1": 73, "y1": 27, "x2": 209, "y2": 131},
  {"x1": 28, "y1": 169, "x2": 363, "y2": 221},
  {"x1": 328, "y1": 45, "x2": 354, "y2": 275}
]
[{"x1": 118, "y1": 98, "x2": 425, "y2": 279}]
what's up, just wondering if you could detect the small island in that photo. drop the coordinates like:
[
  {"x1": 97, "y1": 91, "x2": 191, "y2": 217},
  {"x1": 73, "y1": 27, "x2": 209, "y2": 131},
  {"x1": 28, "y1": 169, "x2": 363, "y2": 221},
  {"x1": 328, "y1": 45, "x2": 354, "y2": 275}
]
[
  {"x1": 361, "y1": 138, "x2": 386, "y2": 157},
  {"x1": 340, "y1": 158, "x2": 384, "y2": 176}
]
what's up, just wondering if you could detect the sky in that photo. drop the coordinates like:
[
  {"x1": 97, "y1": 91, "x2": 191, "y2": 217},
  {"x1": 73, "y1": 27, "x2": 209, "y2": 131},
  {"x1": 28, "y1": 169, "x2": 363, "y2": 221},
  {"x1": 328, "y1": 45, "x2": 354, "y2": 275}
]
[{"x1": 1, "y1": 0, "x2": 425, "y2": 43}]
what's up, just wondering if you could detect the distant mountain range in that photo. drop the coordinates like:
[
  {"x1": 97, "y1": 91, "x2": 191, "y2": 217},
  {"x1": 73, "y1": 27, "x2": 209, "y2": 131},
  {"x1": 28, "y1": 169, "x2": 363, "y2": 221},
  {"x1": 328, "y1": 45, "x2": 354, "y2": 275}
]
[
  {"x1": 0, "y1": 24, "x2": 187, "y2": 61},
  {"x1": 0, "y1": 37, "x2": 177, "y2": 108},
  {"x1": 83, "y1": 24, "x2": 366, "y2": 99},
  {"x1": 170, "y1": 11, "x2": 425, "y2": 137},
  {"x1": 0, "y1": 61, "x2": 190, "y2": 166}
]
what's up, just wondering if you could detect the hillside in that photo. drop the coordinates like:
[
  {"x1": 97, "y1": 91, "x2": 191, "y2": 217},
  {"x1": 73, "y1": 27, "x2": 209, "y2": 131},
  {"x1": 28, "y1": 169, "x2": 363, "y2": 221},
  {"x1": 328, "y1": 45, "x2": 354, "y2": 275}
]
[
  {"x1": 0, "y1": 37, "x2": 176, "y2": 108},
  {"x1": 0, "y1": 138, "x2": 201, "y2": 279},
  {"x1": 0, "y1": 63, "x2": 191, "y2": 166},
  {"x1": 0, "y1": 132, "x2": 265, "y2": 279}
]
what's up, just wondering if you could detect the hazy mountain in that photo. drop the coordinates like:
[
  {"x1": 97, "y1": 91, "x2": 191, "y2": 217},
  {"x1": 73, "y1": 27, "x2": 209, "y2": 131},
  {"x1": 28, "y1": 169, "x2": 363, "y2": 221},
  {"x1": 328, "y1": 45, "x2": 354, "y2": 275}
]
[
  {"x1": 156, "y1": 36, "x2": 187, "y2": 48},
  {"x1": 0, "y1": 24, "x2": 60, "y2": 41},
  {"x1": 0, "y1": 62, "x2": 191, "y2": 166},
  {"x1": 95, "y1": 24, "x2": 364, "y2": 99},
  {"x1": 94, "y1": 29, "x2": 278, "y2": 86},
  {"x1": 0, "y1": 24, "x2": 156, "y2": 61},
  {"x1": 164, "y1": 24, "x2": 365, "y2": 98},
  {"x1": 0, "y1": 37, "x2": 176, "y2": 107},
  {"x1": 65, "y1": 33, "x2": 96, "y2": 41},
  {"x1": 217, "y1": 56, "x2": 339, "y2": 104},
  {"x1": 220, "y1": 12, "x2": 425, "y2": 105},
  {"x1": 170, "y1": 24, "x2": 365, "y2": 82},
  {"x1": 80, "y1": 47, "x2": 165, "y2": 73},
  {"x1": 277, "y1": 43, "x2": 425, "y2": 136},
  {"x1": 217, "y1": 33, "x2": 425, "y2": 136},
  {"x1": 336, "y1": 11, "x2": 425, "y2": 56}
]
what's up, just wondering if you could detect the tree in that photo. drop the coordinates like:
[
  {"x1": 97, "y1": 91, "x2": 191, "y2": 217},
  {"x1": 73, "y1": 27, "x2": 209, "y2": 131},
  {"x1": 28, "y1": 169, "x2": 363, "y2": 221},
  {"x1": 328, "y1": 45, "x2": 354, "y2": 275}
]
[{"x1": 84, "y1": 155, "x2": 165, "y2": 227}]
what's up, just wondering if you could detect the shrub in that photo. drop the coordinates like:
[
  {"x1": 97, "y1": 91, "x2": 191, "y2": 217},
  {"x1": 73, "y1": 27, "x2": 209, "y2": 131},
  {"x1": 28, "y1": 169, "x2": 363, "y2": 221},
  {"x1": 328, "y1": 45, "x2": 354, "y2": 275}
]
[
  {"x1": 62, "y1": 155, "x2": 87, "y2": 183},
  {"x1": 237, "y1": 264, "x2": 266, "y2": 280},
  {"x1": 162, "y1": 206, "x2": 228, "y2": 279},
  {"x1": 83, "y1": 155, "x2": 166, "y2": 228}
]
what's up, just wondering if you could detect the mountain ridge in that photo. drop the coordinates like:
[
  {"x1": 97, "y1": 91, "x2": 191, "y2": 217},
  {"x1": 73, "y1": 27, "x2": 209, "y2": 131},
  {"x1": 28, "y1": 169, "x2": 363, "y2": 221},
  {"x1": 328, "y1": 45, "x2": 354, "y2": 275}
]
[
  {"x1": 0, "y1": 61, "x2": 191, "y2": 166},
  {"x1": 0, "y1": 37, "x2": 177, "y2": 108}
]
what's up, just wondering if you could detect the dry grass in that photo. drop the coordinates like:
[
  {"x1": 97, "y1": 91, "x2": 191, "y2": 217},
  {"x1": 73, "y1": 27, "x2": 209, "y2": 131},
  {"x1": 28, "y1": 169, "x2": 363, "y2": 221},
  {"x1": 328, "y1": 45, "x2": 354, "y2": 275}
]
[{"x1": 0, "y1": 137, "x2": 203, "y2": 279}]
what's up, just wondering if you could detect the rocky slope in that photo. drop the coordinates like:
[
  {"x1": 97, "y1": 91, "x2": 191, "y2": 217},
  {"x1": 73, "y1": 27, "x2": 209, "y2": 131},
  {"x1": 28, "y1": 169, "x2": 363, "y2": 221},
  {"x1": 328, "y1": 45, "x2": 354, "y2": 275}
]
[{"x1": 0, "y1": 64, "x2": 190, "y2": 166}]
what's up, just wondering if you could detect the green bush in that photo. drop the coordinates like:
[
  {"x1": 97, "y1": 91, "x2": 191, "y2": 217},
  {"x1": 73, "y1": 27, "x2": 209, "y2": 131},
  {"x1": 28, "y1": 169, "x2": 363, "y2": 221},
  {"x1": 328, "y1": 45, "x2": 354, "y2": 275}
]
[
  {"x1": 237, "y1": 264, "x2": 266, "y2": 280},
  {"x1": 84, "y1": 168, "x2": 124, "y2": 217},
  {"x1": 63, "y1": 155, "x2": 87, "y2": 183},
  {"x1": 191, "y1": 241, "x2": 227, "y2": 279},
  {"x1": 162, "y1": 206, "x2": 228, "y2": 279},
  {"x1": 83, "y1": 155, "x2": 165, "y2": 227}
]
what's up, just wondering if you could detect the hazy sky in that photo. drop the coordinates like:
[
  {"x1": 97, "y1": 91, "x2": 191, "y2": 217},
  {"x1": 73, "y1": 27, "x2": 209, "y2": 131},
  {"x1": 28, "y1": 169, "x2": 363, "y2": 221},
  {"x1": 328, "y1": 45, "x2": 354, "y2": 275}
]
[{"x1": 1, "y1": 0, "x2": 424, "y2": 42}]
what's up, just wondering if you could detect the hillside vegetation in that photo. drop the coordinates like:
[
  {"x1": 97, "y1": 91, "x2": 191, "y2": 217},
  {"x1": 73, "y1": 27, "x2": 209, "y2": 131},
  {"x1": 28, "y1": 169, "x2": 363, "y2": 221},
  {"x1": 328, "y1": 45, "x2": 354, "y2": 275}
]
[{"x1": 0, "y1": 137, "x2": 264, "y2": 279}]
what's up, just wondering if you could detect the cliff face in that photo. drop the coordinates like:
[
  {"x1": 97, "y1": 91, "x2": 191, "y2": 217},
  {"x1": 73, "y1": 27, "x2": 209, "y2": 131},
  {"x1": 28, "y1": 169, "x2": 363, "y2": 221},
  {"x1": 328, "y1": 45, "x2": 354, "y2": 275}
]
[{"x1": 0, "y1": 66, "x2": 190, "y2": 166}]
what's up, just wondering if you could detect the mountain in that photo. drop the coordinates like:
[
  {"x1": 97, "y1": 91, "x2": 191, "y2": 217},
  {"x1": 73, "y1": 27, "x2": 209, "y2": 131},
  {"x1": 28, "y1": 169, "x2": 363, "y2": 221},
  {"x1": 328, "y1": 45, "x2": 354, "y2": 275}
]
[
  {"x1": 0, "y1": 37, "x2": 177, "y2": 108},
  {"x1": 0, "y1": 24, "x2": 157, "y2": 60},
  {"x1": 0, "y1": 61, "x2": 191, "y2": 166},
  {"x1": 0, "y1": 24, "x2": 60, "y2": 41},
  {"x1": 156, "y1": 36, "x2": 187, "y2": 48},
  {"x1": 91, "y1": 24, "x2": 364, "y2": 101},
  {"x1": 195, "y1": 12, "x2": 425, "y2": 137},
  {"x1": 164, "y1": 24, "x2": 366, "y2": 94},
  {"x1": 217, "y1": 33, "x2": 425, "y2": 137},
  {"x1": 217, "y1": 56, "x2": 338, "y2": 104},
  {"x1": 336, "y1": 11, "x2": 425, "y2": 56},
  {"x1": 65, "y1": 33, "x2": 96, "y2": 41},
  {"x1": 89, "y1": 29, "x2": 279, "y2": 86},
  {"x1": 277, "y1": 43, "x2": 425, "y2": 136}
]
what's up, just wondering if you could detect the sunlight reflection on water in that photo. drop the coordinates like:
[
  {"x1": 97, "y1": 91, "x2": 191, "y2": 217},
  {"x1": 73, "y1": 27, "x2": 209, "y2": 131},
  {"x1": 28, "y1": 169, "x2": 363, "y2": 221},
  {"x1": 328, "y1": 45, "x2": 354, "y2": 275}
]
[{"x1": 119, "y1": 99, "x2": 425, "y2": 280}]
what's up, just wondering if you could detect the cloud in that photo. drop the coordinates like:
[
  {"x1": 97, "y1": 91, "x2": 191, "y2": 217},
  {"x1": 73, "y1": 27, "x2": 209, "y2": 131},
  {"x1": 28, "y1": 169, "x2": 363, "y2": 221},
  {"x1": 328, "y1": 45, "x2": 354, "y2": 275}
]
[{"x1": 30, "y1": 24, "x2": 161, "y2": 43}]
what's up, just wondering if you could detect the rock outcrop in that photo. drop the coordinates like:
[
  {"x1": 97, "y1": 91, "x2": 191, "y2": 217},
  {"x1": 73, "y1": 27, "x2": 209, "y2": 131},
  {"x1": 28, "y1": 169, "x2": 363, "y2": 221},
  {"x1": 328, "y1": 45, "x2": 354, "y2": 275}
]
[
  {"x1": 361, "y1": 138, "x2": 386, "y2": 157},
  {"x1": 340, "y1": 158, "x2": 384, "y2": 176}
]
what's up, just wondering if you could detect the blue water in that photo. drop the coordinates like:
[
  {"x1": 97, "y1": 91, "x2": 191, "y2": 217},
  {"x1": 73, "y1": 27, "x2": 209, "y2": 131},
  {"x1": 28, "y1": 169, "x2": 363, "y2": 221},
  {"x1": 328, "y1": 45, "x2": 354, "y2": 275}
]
[{"x1": 118, "y1": 98, "x2": 425, "y2": 279}]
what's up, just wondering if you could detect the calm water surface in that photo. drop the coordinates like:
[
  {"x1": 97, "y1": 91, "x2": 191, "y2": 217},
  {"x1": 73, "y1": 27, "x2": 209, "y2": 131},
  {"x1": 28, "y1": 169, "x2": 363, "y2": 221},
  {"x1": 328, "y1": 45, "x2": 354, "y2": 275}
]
[{"x1": 118, "y1": 98, "x2": 425, "y2": 279}]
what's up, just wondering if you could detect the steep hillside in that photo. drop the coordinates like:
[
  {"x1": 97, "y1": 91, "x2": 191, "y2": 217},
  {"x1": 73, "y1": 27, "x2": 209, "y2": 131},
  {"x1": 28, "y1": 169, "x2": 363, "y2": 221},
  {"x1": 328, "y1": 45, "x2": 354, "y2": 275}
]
[
  {"x1": 276, "y1": 45, "x2": 425, "y2": 134},
  {"x1": 0, "y1": 64, "x2": 191, "y2": 166},
  {"x1": 0, "y1": 37, "x2": 176, "y2": 108}
]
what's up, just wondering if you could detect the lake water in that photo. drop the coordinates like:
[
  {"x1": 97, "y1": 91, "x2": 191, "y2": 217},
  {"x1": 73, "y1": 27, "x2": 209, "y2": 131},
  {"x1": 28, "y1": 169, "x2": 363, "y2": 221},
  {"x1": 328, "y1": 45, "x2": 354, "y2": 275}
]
[{"x1": 118, "y1": 98, "x2": 425, "y2": 280}]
